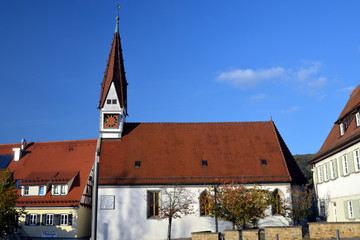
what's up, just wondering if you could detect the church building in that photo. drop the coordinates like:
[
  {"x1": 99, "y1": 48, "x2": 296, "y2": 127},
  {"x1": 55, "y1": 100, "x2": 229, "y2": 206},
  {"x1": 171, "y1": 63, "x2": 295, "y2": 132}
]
[{"x1": 93, "y1": 10, "x2": 306, "y2": 240}]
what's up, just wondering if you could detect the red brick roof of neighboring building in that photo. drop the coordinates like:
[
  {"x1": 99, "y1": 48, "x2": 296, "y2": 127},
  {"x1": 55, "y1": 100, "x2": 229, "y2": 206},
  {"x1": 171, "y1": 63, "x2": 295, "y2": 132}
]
[
  {"x1": 311, "y1": 85, "x2": 360, "y2": 164},
  {"x1": 98, "y1": 31, "x2": 127, "y2": 110},
  {"x1": 0, "y1": 139, "x2": 97, "y2": 207},
  {"x1": 98, "y1": 121, "x2": 306, "y2": 185}
]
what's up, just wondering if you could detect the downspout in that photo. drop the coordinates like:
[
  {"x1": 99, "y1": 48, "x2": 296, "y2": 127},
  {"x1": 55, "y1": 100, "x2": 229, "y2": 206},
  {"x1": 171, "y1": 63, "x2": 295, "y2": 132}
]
[
  {"x1": 91, "y1": 137, "x2": 102, "y2": 240},
  {"x1": 215, "y1": 186, "x2": 218, "y2": 233}
]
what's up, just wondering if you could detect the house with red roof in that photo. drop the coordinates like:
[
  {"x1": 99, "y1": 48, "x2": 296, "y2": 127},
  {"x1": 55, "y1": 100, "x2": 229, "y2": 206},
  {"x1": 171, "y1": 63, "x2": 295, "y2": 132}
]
[
  {"x1": 0, "y1": 139, "x2": 96, "y2": 239},
  {"x1": 93, "y1": 10, "x2": 306, "y2": 240},
  {"x1": 310, "y1": 85, "x2": 360, "y2": 222}
]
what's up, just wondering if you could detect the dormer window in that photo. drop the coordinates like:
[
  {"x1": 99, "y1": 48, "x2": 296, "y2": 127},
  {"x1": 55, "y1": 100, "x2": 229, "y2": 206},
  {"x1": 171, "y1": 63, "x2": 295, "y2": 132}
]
[
  {"x1": 53, "y1": 184, "x2": 67, "y2": 195},
  {"x1": 24, "y1": 186, "x2": 29, "y2": 196},
  {"x1": 39, "y1": 186, "x2": 45, "y2": 195},
  {"x1": 340, "y1": 123, "x2": 345, "y2": 136},
  {"x1": 356, "y1": 112, "x2": 360, "y2": 127}
]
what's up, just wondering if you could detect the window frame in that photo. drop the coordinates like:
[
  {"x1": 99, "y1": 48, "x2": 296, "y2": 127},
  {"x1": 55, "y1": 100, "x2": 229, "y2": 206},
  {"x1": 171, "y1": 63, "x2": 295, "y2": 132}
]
[
  {"x1": 348, "y1": 201, "x2": 354, "y2": 218},
  {"x1": 342, "y1": 155, "x2": 349, "y2": 175},
  {"x1": 39, "y1": 186, "x2": 45, "y2": 196},
  {"x1": 330, "y1": 161, "x2": 336, "y2": 179},
  {"x1": 46, "y1": 214, "x2": 54, "y2": 226},
  {"x1": 29, "y1": 214, "x2": 37, "y2": 225},
  {"x1": 318, "y1": 166, "x2": 323, "y2": 182},
  {"x1": 61, "y1": 185, "x2": 66, "y2": 195},
  {"x1": 147, "y1": 191, "x2": 160, "y2": 218},
  {"x1": 24, "y1": 186, "x2": 29, "y2": 196},
  {"x1": 324, "y1": 164, "x2": 329, "y2": 181},
  {"x1": 356, "y1": 112, "x2": 360, "y2": 127},
  {"x1": 340, "y1": 123, "x2": 345, "y2": 136},
  {"x1": 354, "y1": 149, "x2": 360, "y2": 171},
  {"x1": 199, "y1": 191, "x2": 210, "y2": 216},
  {"x1": 60, "y1": 214, "x2": 69, "y2": 226}
]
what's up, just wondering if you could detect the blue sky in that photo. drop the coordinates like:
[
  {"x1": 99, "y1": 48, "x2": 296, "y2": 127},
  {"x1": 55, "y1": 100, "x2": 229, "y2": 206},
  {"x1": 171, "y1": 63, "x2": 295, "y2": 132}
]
[{"x1": 0, "y1": 1, "x2": 359, "y2": 154}]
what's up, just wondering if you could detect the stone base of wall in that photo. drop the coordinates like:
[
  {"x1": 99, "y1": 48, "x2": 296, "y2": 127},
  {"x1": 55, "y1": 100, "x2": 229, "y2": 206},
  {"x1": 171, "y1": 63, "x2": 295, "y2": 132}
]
[
  {"x1": 242, "y1": 229, "x2": 259, "y2": 240},
  {"x1": 191, "y1": 231, "x2": 220, "y2": 240},
  {"x1": 224, "y1": 230, "x2": 240, "y2": 240},
  {"x1": 264, "y1": 226, "x2": 302, "y2": 240},
  {"x1": 309, "y1": 222, "x2": 360, "y2": 239}
]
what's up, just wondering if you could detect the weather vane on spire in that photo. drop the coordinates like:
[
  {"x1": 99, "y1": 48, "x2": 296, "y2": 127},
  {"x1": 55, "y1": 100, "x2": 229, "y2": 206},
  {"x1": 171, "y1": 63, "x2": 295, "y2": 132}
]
[{"x1": 115, "y1": 4, "x2": 120, "y2": 33}]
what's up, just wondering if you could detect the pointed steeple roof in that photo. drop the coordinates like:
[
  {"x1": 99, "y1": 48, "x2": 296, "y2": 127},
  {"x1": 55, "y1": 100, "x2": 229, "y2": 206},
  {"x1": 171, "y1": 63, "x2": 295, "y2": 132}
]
[{"x1": 98, "y1": 7, "x2": 128, "y2": 111}]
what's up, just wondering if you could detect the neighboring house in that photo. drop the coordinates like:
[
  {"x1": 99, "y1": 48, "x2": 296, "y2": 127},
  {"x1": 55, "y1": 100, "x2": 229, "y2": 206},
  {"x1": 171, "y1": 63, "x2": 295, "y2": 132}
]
[
  {"x1": 94, "y1": 12, "x2": 306, "y2": 240},
  {"x1": 310, "y1": 85, "x2": 360, "y2": 222},
  {"x1": 0, "y1": 139, "x2": 96, "y2": 239}
]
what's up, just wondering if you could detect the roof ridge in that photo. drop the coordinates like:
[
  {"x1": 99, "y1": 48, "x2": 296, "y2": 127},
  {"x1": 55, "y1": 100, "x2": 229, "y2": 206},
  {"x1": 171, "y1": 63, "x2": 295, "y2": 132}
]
[{"x1": 125, "y1": 121, "x2": 272, "y2": 124}]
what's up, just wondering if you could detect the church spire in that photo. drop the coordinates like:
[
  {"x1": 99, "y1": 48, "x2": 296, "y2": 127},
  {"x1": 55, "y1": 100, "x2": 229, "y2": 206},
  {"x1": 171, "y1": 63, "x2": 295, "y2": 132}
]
[
  {"x1": 98, "y1": 5, "x2": 127, "y2": 112},
  {"x1": 115, "y1": 4, "x2": 120, "y2": 33},
  {"x1": 98, "y1": 6, "x2": 128, "y2": 139}
]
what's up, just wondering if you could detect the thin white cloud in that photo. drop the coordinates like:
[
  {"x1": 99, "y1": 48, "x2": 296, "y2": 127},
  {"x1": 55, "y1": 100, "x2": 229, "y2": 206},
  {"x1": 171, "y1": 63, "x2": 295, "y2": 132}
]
[
  {"x1": 308, "y1": 77, "x2": 327, "y2": 88},
  {"x1": 296, "y1": 61, "x2": 322, "y2": 83},
  {"x1": 339, "y1": 86, "x2": 355, "y2": 92},
  {"x1": 217, "y1": 67, "x2": 285, "y2": 88},
  {"x1": 281, "y1": 106, "x2": 300, "y2": 114},
  {"x1": 249, "y1": 93, "x2": 267, "y2": 101}
]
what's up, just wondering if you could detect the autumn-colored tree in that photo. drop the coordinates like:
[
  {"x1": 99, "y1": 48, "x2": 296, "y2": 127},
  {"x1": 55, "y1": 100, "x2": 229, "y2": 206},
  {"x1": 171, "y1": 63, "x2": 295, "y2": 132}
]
[
  {"x1": 0, "y1": 169, "x2": 25, "y2": 237},
  {"x1": 159, "y1": 186, "x2": 195, "y2": 240},
  {"x1": 285, "y1": 185, "x2": 314, "y2": 225},
  {"x1": 204, "y1": 181, "x2": 271, "y2": 229}
]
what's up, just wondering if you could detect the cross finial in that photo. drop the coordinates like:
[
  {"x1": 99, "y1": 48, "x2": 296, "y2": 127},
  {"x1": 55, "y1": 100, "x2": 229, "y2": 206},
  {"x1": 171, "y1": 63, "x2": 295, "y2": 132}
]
[{"x1": 115, "y1": 4, "x2": 120, "y2": 33}]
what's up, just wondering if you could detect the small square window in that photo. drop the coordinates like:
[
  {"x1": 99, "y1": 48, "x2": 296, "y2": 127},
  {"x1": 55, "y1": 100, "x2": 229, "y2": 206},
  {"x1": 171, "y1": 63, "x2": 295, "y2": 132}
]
[
  {"x1": 107, "y1": 99, "x2": 111, "y2": 104},
  {"x1": 201, "y1": 160, "x2": 208, "y2": 167},
  {"x1": 100, "y1": 195, "x2": 115, "y2": 209},
  {"x1": 261, "y1": 159, "x2": 267, "y2": 166},
  {"x1": 112, "y1": 99, "x2": 117, "y2": 104},
  {"x1": 135, "y1": 161, "x2": 141, "y2": 168}
]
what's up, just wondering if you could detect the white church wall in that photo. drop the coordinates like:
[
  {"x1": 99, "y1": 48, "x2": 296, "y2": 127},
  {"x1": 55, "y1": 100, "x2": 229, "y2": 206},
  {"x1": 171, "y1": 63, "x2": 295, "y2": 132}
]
[{"x1": 96, "y1": 183, "x2": 291, "y2": 240}]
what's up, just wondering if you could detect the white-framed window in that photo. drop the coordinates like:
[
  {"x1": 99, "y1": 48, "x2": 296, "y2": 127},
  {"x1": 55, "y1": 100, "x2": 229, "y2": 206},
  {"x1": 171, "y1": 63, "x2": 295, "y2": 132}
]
[
  {"x1": 318, "y1": 166, "x2": 323, "y2": 182},
  {"x1": 320, "y1": 200, "x2": 326, "y2": 217},
  {"x1": 46, "y1": 214, "x2": 54, "y2": 225},
  {"x1": 39, "y1": 186, "x2": 45, "y2": 195},
  {"x1": 340, "y1": 123, "x2": 345, "y2": 136},
  {"x1": 330, "y1": 161, "x2": 336, "y2": 179},
  {"x1": 354, "y1": 149, "x2": 360, "y2": 171},
  {"x1": 356, "y1": 112, "x2": 360, "y2": 127},
  {"x1": 61, "y1": 185, "x2": 66, "y2": 195},
  {"x1": 60, "y1": 214, "x2": 68, "y2": 225},
  {"x1": 342, "y1": 155, "x2": 349, "y2": 175},
  {"x1": 24, "y1": 186, "x2": 29, "y2": 196},
  {"x1": 30, "y1": 214, "x2": 37, "y2": 225},
  {"x1": 324, "y1": 164, "x2": 329, "y2": 181},
  {"x1": 348, "y1": 201, "x2": 354, "y2": 218},
  {"x1": 53, "y1": 185, "x2": 66, "y2": 195},
  {"x1": 54, "y1": 185, "x2": 60, "y2": 195},
  {"x1": 333, "y1": 202, "x2": 337, "y2": 222}
]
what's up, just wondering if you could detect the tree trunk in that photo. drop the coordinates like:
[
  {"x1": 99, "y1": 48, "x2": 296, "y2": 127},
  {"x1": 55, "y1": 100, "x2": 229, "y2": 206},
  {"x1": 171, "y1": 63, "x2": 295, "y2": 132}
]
[{"x1": 167, "y1": 217, "x2": 172, "y2": 240}]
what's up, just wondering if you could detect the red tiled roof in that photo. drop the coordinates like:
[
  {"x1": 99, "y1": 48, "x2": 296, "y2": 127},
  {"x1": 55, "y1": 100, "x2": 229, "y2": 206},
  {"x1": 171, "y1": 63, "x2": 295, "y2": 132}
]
[
  {"x1": 336, "y1": 85, "x2": 360, "y2": 122},
  {"x1": 98, "y1": 32, "x2": 127, "y2": 110},
  {"x1": 311, "y1": 85, "x2": 360, "y2": 163},
  {"x1": 98, "y1": 121, "x2": 305, "y2": 185},
  {"x1": 0, "y1": 139, "x2": 97, "y2": 207}
]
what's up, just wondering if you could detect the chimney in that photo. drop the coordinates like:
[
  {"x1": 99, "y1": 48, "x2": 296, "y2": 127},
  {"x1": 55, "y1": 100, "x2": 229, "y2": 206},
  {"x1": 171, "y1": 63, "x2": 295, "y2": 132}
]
[{"x1": 13, "y1": 139, "x2": 26, "y2": 162}]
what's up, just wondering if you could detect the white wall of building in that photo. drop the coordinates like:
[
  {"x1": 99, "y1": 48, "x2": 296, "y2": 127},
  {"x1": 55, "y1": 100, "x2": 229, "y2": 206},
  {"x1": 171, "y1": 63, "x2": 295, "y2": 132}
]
[
  {"x1": 96, "y1": 183, "x2": 291, "y2": 240},
  {"x1": 313, "y1": 142, "x2": 360, "y2": 222}
]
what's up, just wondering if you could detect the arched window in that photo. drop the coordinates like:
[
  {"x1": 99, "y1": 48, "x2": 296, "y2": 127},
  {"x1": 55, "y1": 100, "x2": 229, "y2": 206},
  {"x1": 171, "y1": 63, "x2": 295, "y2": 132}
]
[
  {"x1": 272, "y1": 189, "x2": 282, "y2": 215},
  {"x1": 200, "y1": 191, "x2": 210, "y2": 216}
]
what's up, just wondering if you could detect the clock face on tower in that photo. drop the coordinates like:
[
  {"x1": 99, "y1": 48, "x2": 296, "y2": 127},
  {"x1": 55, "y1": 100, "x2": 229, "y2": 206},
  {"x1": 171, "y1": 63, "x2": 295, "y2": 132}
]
[{"x1": 103, "y1": 114, "x2": 119, "y2": 129}]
